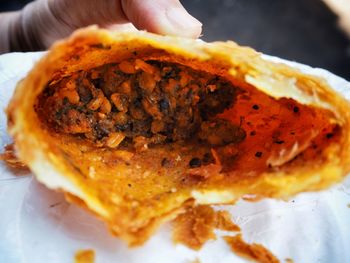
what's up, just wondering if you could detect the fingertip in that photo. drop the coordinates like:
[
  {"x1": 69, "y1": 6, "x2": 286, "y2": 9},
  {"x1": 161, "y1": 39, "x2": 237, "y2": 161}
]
[
  {"x1": 161, "y1": 6, "x2": 203, "y2": 38},
  {"x1": 122, "y1": 0, "x2": 202, "y2": 39}
]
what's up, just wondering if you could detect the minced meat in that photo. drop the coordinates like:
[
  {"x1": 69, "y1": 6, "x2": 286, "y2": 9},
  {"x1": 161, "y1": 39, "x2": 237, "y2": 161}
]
[{"x1": 37, "y1": 59, "x2": 246, "y2": 150}]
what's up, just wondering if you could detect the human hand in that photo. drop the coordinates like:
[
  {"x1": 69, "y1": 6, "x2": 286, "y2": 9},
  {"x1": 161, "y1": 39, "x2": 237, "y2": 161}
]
[{"x1": 7, "y1": 0, "x2": 202, "y2": 52}]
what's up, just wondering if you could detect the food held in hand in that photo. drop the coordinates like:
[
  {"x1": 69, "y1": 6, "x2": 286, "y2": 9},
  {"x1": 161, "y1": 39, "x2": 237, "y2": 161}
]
[{"x1": 7, "y1": 27, "x2": 350, "y2": 245}]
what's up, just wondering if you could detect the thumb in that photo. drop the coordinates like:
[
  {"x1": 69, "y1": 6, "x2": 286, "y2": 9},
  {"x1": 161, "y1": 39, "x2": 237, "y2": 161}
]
[{"x1": 121, "y1": 0, "x2": 202, "y2": 38}]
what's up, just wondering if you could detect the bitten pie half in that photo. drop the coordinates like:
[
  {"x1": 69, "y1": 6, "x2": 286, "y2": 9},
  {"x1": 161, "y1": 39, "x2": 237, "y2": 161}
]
[{"x1": 7, "y1": 27, "x2": 350, "y2": 245}]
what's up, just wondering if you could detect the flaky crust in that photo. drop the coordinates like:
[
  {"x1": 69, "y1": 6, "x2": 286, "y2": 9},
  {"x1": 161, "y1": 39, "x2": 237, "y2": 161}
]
[{"x1": 7, "y1": 27, "x2": 350, "y2": 245}]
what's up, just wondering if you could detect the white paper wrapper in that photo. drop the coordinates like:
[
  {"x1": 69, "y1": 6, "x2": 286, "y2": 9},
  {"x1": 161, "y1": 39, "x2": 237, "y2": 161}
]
[{"x1": 0, "y1": 52, "x2": 349, "y2": 263}]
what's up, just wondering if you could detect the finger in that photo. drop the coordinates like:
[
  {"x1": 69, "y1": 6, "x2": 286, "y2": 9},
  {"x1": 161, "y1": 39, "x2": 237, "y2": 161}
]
[
  {"x1": 21, "y1": 0, "x2": 130, "y2": 49},
  {"x1": 49, "y1": 0, "x2": 128, "y2": 27},
  {"x1": 121, "y1": 0, "x2": 202, "y2": 38}
]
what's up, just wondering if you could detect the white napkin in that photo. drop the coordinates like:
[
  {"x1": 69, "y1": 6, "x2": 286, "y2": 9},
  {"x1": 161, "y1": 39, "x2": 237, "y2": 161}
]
[{"x1": 0, "y1": 52, "x2": 349, "y2": 263}]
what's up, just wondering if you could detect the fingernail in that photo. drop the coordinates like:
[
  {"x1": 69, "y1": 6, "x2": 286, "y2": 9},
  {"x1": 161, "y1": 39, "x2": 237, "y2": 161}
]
[{"x1": 165, "y1": 7, "x2": 202, "y2": 38}]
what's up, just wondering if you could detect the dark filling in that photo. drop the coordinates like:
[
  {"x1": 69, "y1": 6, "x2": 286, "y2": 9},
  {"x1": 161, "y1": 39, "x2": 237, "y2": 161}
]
[{"x1": 37, "y1": 59, "x2": 246, "y2": 152}]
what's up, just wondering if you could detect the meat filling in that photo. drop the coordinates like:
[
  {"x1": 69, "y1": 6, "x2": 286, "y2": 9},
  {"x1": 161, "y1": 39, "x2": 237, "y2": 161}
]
[{"x1": 38, "y1": 60, "x2": 246, "y2": 152}]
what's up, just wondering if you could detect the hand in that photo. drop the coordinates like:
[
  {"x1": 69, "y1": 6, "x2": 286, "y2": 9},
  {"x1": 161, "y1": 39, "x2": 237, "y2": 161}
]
[{"x1": 3, "y1": 0, "x2": 202, "y2": 52}]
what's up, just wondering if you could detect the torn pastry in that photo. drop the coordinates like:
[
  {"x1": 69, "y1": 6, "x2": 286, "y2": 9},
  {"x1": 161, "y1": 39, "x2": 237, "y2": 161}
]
[{"x1": 7, "y1": 27, "x2": 350, "y2": 245}]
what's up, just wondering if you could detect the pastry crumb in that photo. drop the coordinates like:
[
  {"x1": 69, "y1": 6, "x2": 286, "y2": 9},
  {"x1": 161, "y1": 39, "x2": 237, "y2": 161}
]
[
  {"x1": 215, "y1": 210, "x2": 240, "y2": 232},
  {"x1": 285, "y1": 258, "x2": 294, "y2": 263},
  {"x1": 190, "y1": 258, "x2": 201, "y2": 263},
  {"x1": 74, "y1": 249, "x2": 95, "y2": 263},
  {"x1": 0, "y1": 144, "x2": 29, "y2": 171},
  {"x1": 172, "y1": 205, "x2": 217, "y2": 250},
  {"x1": 224, "y1": 234, "x2": 279, "y2": 263},
  {"x1": 172, "y1": 206, "x2": 240, "y2": 250}
]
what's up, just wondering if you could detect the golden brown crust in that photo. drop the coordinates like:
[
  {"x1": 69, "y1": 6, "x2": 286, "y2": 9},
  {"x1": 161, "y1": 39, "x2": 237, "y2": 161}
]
[{"x1": 7, "y1": 27, "x2": 350, "y2": 245}]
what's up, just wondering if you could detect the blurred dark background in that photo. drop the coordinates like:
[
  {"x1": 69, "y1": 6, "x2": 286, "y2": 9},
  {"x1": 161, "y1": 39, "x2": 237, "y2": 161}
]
[{"x1": 1, "y1": 0, "x2": 349, "y2": 80}]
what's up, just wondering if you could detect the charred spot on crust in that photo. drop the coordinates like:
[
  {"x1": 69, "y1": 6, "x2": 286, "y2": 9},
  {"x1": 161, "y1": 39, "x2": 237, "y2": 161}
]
[
  {"x1": 252, "y1": 104, "x2": 259, "y2": 110},
  {"x1": 326, "y1": 133, "x2": 334, "y2": 139},
  {"x1": 37, "y1": 60, "x2": 245, "y2": 153},
  {"x1": 293, "y1": 106, "x2": 299, "y2": 113},
  {"x1": 255, "y1": 151, "x2": 263, "y2": 158},
  {"x1": 189, "y1": 158, "x2": 202, "y2": 168}
]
